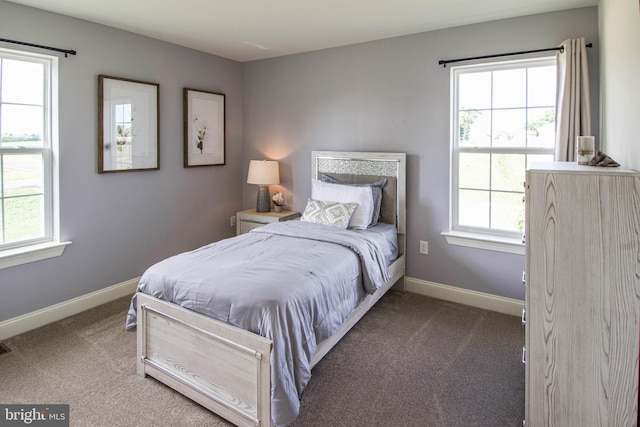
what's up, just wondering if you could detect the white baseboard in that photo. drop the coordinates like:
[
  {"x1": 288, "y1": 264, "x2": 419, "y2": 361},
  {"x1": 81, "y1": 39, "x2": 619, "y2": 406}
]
[
  {"x1": 0, "y1": 276, "x2": 523, "y2": 341},
  {"x1": 0, "y1": 277, "x2": 139, "y2": 341},
  {"x1": 405, "y1": 277, "x2": 524, "y2": 317}
]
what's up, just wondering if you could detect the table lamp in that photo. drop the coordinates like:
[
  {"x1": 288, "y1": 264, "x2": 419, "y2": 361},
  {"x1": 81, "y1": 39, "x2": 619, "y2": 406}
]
[{"x1": 247, "y1": 160, "x2": 280, "y2": 212}]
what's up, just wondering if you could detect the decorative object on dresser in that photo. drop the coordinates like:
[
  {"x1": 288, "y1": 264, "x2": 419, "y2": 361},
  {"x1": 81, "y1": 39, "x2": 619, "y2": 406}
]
[
  {"x1": 247, "y1": 160, "x2": 280, "y2": 212},
  {"x1": 575, "y1": 135, "x2": 595, "y2": 165},
  {"x1": 524, "y1": 162, "x2": 640, "y2": 426},
  {"x1": 589, "y1": 151, "x2": 620, "y2": 167},
  {"x1": 236, "y1": 208, "x2": 300, "y2": 235}
]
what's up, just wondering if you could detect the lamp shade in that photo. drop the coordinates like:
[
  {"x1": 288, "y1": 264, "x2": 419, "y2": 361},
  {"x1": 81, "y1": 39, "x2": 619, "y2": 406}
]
[{"x1": 247, "y1": 160, "x2": 280, "y2": 185}]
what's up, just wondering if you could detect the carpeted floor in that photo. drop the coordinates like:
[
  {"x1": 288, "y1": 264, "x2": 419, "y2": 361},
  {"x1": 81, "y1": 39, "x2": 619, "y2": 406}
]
[{"x1": 0, "y1": 291, "x2": 524, "y2": 426}]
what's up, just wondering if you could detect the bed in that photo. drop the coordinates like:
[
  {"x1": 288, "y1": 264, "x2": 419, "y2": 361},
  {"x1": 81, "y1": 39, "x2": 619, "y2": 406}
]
[{"x1": 125, "y1": 151, "x2": 406, "y2": 426}]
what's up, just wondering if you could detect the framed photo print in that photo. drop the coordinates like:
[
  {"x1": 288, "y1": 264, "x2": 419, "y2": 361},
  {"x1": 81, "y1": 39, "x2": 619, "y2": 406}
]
[
  {"x1": 184, "y1": 88, "x2": 225, "y2": 167},
  {"x1": 98, "y1": 75, "x2": 159, "y2": 173}
]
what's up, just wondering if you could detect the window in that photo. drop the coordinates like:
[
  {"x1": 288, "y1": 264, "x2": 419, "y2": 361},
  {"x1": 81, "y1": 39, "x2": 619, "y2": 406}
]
[
  {"x1": 444, "y1": 58, "x2": 556, "y2": 253},
  {"x1": 0, "y1": 48, "x2": 67, "y2": 269}
]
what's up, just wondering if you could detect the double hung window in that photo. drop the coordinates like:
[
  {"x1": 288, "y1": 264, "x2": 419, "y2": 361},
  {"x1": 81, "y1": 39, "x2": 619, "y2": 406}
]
[
  {"x1": 445, "y1": 58, "x2": 556, "y2": 253},
  {"x1": 0, "y1": 48, "x2": 65, "y2": 268}
]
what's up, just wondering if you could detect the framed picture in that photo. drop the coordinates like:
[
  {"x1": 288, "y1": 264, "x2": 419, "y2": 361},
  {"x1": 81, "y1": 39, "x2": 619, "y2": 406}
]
[
  {"x1": 98, "y1": 75, "x2": 159, "y2": 173},
  {"x1": 183, "y1": 88, "x2": 225, "y2": 167}
]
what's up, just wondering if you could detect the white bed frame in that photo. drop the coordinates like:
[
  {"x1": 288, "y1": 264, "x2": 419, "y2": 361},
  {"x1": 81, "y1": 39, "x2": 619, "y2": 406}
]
[{"x1": 136, "y1": 151, "x2": 406, "y2": 427}]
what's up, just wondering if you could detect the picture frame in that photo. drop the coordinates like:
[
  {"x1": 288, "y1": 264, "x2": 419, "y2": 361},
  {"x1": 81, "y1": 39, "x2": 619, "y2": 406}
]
[
  {"x1": 98, "y1": 75, "x2": 159, "y2": 173},
  {"x1": 183, "y1": 88, "x2": 225, "y2": 167}
]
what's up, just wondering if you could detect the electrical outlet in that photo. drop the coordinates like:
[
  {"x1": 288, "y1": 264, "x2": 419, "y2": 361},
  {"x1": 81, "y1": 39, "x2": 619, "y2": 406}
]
[
  {"x1": 230, "y1": 215, "x2": 236, "y2": 227},
  {"x1": 419, "y1": 240, "x2": 428, "y2": 255}
]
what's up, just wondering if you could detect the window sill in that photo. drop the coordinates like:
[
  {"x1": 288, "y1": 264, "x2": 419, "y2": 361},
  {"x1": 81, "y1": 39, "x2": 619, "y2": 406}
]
[
  {"x1": 0, "y1": 241, "x2": 72, "y2": 270},
  {"x1": 441, "y1": 231, "x2": 524, "y2": 255}
]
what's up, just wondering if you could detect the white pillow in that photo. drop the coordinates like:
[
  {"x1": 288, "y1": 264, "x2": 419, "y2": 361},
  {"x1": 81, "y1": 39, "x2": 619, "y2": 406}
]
[
  {"x1": 301, "y1": 199, "x2": 358, "y2": 229},
  {"x1": 311, "y1": 179, "x2": 374, "y2": 230}
]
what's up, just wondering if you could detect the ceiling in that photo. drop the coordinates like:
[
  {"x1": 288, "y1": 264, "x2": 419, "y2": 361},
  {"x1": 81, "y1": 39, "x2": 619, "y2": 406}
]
[{"x1": 8, "y1": 0, "x2": 597, "y2": 62}]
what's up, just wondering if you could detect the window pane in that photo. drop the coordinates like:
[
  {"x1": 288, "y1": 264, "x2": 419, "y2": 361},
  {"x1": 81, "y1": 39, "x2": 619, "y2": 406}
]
[
  {"x1": 1, "y1": 104, "x2": 44, "y2": 147},
  {"x1": 492, "y1": 154, "x2": 525, "y2": 192},
  {"x1": 1, "y1": 59, "x2": 44, "y2": 105},
  {"x1": 528, "y1": 66, "x2": 556, "y2": 107},
  {"x1": 493, "y1": 69, "x2": 526, "y2": 108},
  {"x1": 459, "y1": 189, "x2": 489, "y2": 228},
  {"x1": 459, "y1": 110, "x2": 490, "y2": 146},
  {"x1": 527, "y1": 108, "x2": 555, "y2": 148},
  {"x1": 459, "y1": 72, "x2": 491, "y2": 109},
  {"x1": 3, "y1": 153, "x2": 44, "y2": 197},
  {"x1": 491, "y1": 192, "x2": 524, "y2": 232},
  {"x1": 4, "y1": 195, "x2": 44, "y2": 243},
  {"x1": 459, "y1": 153, "x2": 490, "y2": 189},
  {"x1": 492, "y1": 109, "x2": 526, "y2": 147}
]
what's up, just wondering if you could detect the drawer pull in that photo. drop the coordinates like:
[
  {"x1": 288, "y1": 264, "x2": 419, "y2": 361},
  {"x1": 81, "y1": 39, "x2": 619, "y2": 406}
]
[
  {"x1": 521, "y1": 308, "x2": 526, "y2": 325},
  {"x1": 522, "y1": 346, "x2": 526, "y2": 364}
]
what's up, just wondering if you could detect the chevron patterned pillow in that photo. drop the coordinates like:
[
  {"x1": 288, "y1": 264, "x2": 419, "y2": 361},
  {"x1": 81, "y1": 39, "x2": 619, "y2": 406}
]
[{"x1": 301, "y1": 199, "x2": 358, "y2": 229}]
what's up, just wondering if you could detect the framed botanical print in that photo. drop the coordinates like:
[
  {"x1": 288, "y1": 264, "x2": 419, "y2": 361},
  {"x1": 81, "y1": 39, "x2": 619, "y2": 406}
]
[{"x1": 183, "y1": 88, "x2": 225, "y2": 167}]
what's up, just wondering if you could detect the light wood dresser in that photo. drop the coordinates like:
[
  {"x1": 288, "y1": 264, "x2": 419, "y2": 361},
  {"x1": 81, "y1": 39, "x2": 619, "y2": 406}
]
[{"x1": 524, "y1": 162, "x2": 640, "y2": 426}]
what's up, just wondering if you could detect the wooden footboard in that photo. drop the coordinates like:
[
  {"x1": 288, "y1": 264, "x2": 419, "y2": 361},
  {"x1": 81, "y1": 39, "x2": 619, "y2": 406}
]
[{"x1": 136, "y1": 293, "x2": 272, "y2": 427}]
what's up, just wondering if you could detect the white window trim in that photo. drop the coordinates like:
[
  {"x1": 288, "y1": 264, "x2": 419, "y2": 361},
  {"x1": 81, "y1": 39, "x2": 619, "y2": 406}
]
[
  {"x1": 0, "y1": 241, "x2": 71, "y2": 270},
  {"x1": 441, "y1": 230, "x2": 524, "y2": 255},
  {"x1": 0, "y1": 48, "x2": 70, "y2": 269},
  {"x1": 444, "y1": 57, "x2": 555, "y2": 254}
]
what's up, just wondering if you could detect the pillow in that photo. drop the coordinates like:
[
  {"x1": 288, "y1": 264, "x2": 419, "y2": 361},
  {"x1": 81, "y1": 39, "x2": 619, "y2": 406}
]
[
  {"x1": 321, "y1": 174, "x2": 397, "y2": 225},
  {"x1": 320, "y1": 174, "x2": 387, "y2": 227},
  {"x1": 311, "y1": 179, "x2": 374, "y2": 230},
  {"x1": 300, "y1": 199, "x2": 357, "y2": 229}
]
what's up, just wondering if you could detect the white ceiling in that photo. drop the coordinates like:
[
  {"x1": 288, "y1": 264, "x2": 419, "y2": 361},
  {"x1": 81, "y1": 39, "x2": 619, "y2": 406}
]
[{"x1": 8, "y1": 0, "x2": 597, "y2": 62}]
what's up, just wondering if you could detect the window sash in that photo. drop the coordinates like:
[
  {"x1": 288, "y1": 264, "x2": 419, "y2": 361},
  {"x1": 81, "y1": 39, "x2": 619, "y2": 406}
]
[
  {"x1": 450, "y1": 57, "x2": 556, "y2": 239},
  {"x1": 0, "y1": 49, "x2": 55, "y2": 251}
]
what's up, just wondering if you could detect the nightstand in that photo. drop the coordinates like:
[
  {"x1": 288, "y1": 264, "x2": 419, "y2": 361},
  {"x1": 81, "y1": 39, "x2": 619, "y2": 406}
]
[{"x1": 236, "y1": 209, "x2": 301, "y2": 235}]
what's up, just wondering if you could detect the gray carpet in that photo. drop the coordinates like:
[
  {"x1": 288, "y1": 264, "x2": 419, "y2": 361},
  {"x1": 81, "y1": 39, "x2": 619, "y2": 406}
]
[{"x1": 0, "y1": 291, "x2": 524, "y2": 426}]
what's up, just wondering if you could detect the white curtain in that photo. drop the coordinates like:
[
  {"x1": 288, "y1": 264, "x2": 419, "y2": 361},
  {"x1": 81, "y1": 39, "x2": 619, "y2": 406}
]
[{"x1": 555, "y1": 37, "x2": 591, "y2": 161}]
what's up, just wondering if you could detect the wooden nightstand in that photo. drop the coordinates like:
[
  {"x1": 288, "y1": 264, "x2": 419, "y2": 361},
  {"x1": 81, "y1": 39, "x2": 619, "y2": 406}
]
[{"x1": 236, "y1": 209, "x2": 301, "y2": 235}]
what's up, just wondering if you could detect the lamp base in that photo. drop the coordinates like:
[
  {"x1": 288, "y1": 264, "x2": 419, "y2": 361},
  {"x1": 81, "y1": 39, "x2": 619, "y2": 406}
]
[{"x1": 256, "y1": 185, "x2": 271, "y2": 213}]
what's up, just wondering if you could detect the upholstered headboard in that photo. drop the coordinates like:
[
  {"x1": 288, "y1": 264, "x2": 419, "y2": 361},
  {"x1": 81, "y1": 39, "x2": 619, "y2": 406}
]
[{"x1": 311, "y1": 151, "x2": 406, "y2": 237}]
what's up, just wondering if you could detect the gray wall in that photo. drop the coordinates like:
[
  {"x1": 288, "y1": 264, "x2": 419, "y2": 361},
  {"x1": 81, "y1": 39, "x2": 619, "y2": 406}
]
[
  {"x1": 0, "y1": 3, "x2": 601, "y2": 323},
  {"x1": 0, "y1": 1, "x2": 243, "y2": 322},
  {"x1": 242, "y1": 7, "x2": 600, "y2": 301},
  {"x1": 599, "y1": 0, "x2": 640, "y2": 171}
]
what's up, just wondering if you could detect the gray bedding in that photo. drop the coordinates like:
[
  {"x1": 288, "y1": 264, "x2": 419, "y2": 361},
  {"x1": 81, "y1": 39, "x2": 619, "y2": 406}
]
[{"x1": 125, "y1": 220, "x2": 394, "y2": 426}]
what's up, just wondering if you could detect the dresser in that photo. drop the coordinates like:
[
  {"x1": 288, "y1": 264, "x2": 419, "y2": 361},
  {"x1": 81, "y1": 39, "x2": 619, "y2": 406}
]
[
  {"x1": 236, "y1": 209, "x2": 300, "y2": 235},
  {"x1": 524, "y1": 162, "x2": 640, "y2": 426}
]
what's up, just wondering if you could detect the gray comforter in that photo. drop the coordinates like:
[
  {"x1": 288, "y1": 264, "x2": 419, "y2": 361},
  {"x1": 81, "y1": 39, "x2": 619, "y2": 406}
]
[{"x1": 125, "y1": 221, "x2": 392, "y2": 426}]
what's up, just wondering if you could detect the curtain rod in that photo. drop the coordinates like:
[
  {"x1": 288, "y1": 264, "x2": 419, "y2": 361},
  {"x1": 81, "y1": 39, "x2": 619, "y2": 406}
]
[
  {"x1": 438, "y1": 43, "x2": 592, "y2": 67},
  {"x1": 0, "y1": 38, "x2": 77, "y2": 57}
]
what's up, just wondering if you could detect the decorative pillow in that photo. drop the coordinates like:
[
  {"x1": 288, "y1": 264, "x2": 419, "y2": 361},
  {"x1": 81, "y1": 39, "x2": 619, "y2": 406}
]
[
  {"x1": 311, "y1": 179, "x2": 374, "y2": 230},
  {"x1": 300, "y1": 199, "x2": 357, "y2": 229},
  {"x1": 320, "y1": 174, "x2": 387, "y2": 227}
]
